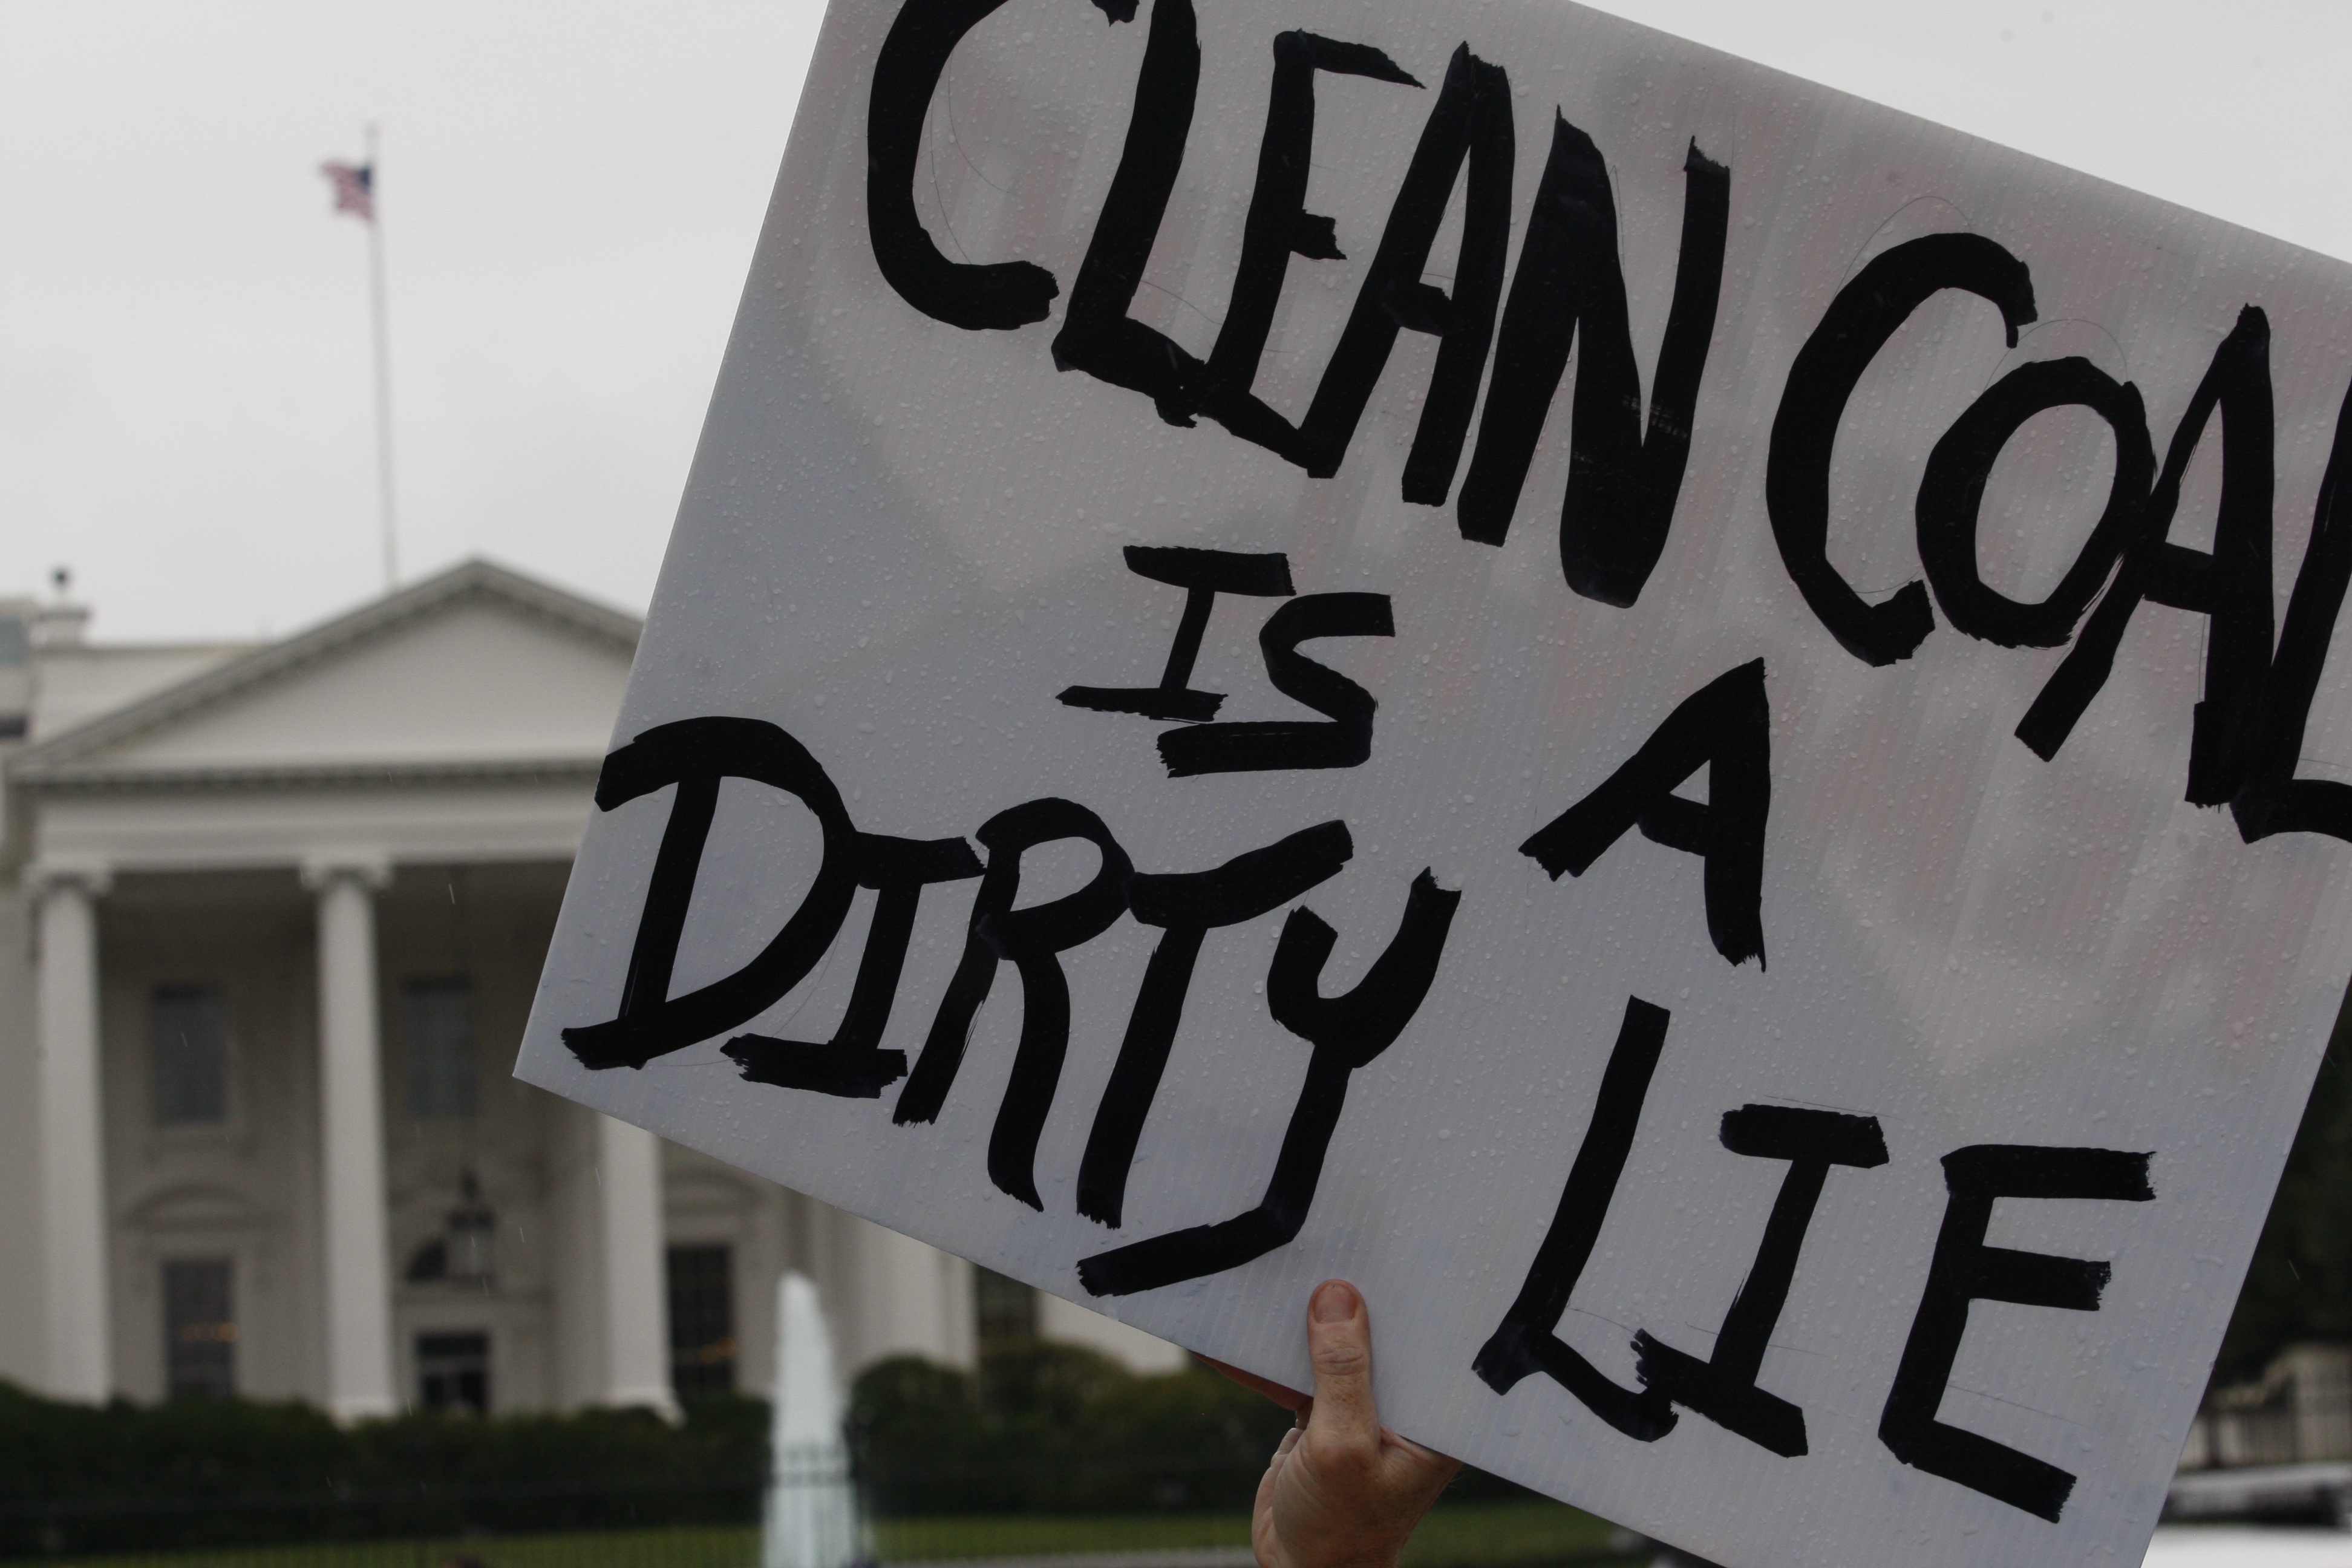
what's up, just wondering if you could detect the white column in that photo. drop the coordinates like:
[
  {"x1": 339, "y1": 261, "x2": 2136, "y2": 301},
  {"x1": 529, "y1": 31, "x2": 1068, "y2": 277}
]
[
  {"x1": 597, "y1": 1114, "x2": 676, "y2": 1414},
  {"x1": 843, "y1": 1216, "x2": 974, "y2": 1370},
  {"x1": 304, "y1": 854, "x2": 397, "y2": 1421},
  {"x1": 34, "y1": 862, "x2": 112, "y2": 1402},
  {"x1": 1037, "y1": 1294, "x2": 1186, "y2": 1372},
  {"x1": 936, "y1": 1248, "x2": 977, "y2": 1370}
]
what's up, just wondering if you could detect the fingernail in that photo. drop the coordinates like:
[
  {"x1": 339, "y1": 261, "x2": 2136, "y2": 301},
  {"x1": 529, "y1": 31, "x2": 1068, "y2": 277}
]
[
  {"x1": 1310, "y1": 1279, "x2": 1358, "y2": 1324},
  {"x1": 1275, "y1": 1428, "x2": 1301, "y2": 1457}
]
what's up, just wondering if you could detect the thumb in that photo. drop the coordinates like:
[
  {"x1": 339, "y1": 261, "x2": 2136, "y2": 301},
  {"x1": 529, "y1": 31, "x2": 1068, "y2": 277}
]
[{"x1": 1303, "y1": 1279, "x2": 1377, "y2": 1452}]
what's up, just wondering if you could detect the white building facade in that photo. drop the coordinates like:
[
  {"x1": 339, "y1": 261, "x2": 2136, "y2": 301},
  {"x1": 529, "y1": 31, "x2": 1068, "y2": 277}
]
[{"x1": 0, "y1": 561, "x2": 1175, "y2": 1417}]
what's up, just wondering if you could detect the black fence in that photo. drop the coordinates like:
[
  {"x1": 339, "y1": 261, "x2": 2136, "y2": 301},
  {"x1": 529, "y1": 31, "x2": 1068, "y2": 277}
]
[
  {"x1": 0, "y1": 1478, "x2": 759, "y2": 1561},
  {"x1": 0, "y1": 1491, "x2": 1640, "y2": 1568},
  {"x1": 0, "y1": 1467, "x2": 1648, "y2": 1568},
  {"x1": 0, "y1": 1385, "x2": 766, "y2": 1563},
  {"x1": 857, "y1": 1453, "x2": 1268, "y2": 1521},
  {"x1": 0, "y1": 1350, "x2": 1636, "y2": 1567}
]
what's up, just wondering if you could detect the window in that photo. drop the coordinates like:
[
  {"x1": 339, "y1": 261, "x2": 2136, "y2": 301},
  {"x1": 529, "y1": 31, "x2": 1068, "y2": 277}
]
[
  {"x1": 163, "y1": 1258, "x2": 235, "y2": 1399},
  {"x1": 973, "y1": 1266, "x2": 1037, "y2": 1352},
  {"x1": 405, "y1": 1172, "x2": 497, "y2": 1290},
  {"x1": 416, "y1": 1331, "x2": 489, "y2": 1413},
  {"x1": 0, "y1": 615, "x2": 28, "y2": 666},
  {"x1": 152, "y1": 985, "x2": 227, "y2": 1126},
  {"x1": 666, "y1": 1244, "x2": 736, "y2": 1399},
  {"x1": 403, "y1": 977, "x2": 477, "y2": 1119}
]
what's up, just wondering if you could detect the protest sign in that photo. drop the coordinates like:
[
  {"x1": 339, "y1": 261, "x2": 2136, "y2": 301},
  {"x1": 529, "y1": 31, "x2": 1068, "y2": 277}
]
[{"x1": 513, "y1": 0, "x2": 2352, "y2": 1560}]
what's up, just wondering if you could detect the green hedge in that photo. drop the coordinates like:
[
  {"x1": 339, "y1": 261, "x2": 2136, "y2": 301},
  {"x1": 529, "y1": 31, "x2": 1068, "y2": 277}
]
[
  {"x1": 852, "y1": 1341, "x2": 1287, "y2": 1517},
  {"x1": 0, "y1": 1383, "x2": 766, "y2": 1558},
  {"x1": 851, "y1": 1341, "x2": 1529, "y2": 1518},
  {"x1": 0, "y1": 1343, "x2": 1533, "y2": 1555},
  {"x1": 2217, "y1": 1002, "x2": 2352, "y2": 1383}
]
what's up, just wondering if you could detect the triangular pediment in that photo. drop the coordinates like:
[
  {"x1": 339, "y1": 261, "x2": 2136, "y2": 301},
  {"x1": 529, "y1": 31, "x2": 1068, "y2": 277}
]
[{"x1": 13, "y1": 560, "x2": 639, "y2": 784}]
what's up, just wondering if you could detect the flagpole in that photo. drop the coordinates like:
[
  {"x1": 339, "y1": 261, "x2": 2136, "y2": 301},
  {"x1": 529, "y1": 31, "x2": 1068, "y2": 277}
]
[{"x1": 364, "y1": 122, "x2": 398, "y2": 592}]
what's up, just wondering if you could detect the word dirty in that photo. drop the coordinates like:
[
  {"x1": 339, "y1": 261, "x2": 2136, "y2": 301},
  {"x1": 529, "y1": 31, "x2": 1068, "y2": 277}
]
[{"x1": 561, "y1": 713, "x2": 1459, "y2": 1296}]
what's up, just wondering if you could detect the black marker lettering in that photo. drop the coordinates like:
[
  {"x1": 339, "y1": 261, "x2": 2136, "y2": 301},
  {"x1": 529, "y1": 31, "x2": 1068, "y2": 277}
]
[
  {"x1": 1633, "y1": 1106, "x2": 1888, "y2": 1457},
  {"x1": 1520, "y1": 659, "x2": 1769, "y2": 967},
  {"x1": 2017, "y1": 308, "x2": 2275, "y2": 811},
  {"x1": 893, "y1": 799, "x2": 1134, "y2": 1211},
  {"x1": 1077, "y1": 820, "x2": 1354, "y2": 1227},
  {"x1": 866, "y1": 0, "x2": 1061, "y2": 331},
  {"x1": 564, "y1": 718, "x2": 858, "y2": 1073},
  {"x1": 1060, "y1": 546, "x2": 1295, "y2": 722},
  {"x1": 1456, "y1": 122, "x2": 1730, "y2": 610},
  {"x1": 1157, "y1": 592, "x2": 1395, "y2": 774},
  {"x1": 2237, "y1": 374, "x2": 2352, "y2": 843},
  {"x1": 1916, "y1": 356, "x2": 2153, "y2": 649},
  {"x1": 1077, "y1": 869, "x2": 1459, "y2": 1295},
  {"x1": 724, "y1": 832, "x2": 984, "y2": 1097},
  {"x1": 1768, "y1": 234, "x2": 2038, "y2": 665},
  {"x1": 1880, "y1": 1144, "x2": 2155, "y2": 1521},
  {"x1": 1294, "y1": 44, "x2": 1513, "y2": 484},
  {"x1": 1188, "y1": 33, "x2": 1420, "y2": 457},
  {"x1": 1050, "y1": 0, "x2": 1204, "y2": 423},
  {"x1": 1473, "y1": 996, "x2": 1676, "y2": 1441}
]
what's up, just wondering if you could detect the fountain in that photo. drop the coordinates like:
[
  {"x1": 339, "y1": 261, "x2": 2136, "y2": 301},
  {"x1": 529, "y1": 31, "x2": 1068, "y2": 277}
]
[{"x1": 762, "y1": 1271, "x2": 860, "y2": 1568}]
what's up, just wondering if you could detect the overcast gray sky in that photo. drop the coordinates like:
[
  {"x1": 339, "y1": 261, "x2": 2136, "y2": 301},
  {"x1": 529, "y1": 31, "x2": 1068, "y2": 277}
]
[{"x1": 2, "y1": 1, "x2": 2345, "y2": 642}]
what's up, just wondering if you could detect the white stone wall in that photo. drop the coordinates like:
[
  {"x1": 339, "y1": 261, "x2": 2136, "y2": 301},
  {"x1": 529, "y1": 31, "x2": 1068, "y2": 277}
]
[
  {"x1": 100, "y1": 871, "x2": 324, "y2": 1403},
  {"x1": 379, "y1": 861, "x2": 568, "y2": 1413},
  {"x1": 1037, "y1": 1293, "x2": 1187, "y2": 1374}
]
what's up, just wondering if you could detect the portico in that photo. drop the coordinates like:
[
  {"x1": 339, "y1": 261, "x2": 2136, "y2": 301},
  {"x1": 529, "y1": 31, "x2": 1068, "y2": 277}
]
[
  {"x1": 0, "y1": 561, "x2": 1174, "y2": 1415},
  {"x1": 2, "y1": 563, "x2": 689, "y2": 1414}
]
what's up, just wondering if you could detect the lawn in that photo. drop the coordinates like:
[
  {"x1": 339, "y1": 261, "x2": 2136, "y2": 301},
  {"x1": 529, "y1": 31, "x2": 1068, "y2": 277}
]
[
  {"x1": 1405, "y1": 1500, "x2": 1633, "y2": 1566},
  {"x1": 36, "y1": 1524, "x2": 760, "y2": 1568},
  {"x1": 877, "y1": 1511, "x2": 1250, "y2": 1558},
  {"x1": 36, "y1": 1498, "x2": 1635, "y2": 1568},
  {"x1": 877, "y1": 1498, "x2": 1628, "y2": 1565}
]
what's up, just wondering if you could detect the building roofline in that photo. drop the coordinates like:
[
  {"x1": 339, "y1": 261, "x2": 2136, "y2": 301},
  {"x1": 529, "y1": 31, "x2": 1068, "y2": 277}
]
[
  {"x1": 8, "y1": 558, "x2": 640, "y2": 777},
  {"x1": 10, "y1": 755, "x2": 606, "y2": 795},
  {"x1": 34, "y1": 639, "x2": 260, "y2": 657}
]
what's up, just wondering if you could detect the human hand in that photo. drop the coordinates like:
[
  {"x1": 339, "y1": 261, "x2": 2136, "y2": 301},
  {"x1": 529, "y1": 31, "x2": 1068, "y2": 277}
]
[{"x1": 1202, "y1": 1279, "x2": 1462, "y2": 1568}]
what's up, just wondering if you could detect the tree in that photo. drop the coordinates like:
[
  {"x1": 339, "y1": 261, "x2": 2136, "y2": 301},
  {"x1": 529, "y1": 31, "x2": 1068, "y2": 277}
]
[{"x1": 2213, "y1": 988, "x2": 2352, "y2": 1385}]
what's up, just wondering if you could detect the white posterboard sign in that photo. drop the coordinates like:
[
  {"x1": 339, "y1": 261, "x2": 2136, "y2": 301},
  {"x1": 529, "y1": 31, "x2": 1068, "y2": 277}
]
[{"x1": 515, "y1": 0, "x2": 2352, "y2": 1561}]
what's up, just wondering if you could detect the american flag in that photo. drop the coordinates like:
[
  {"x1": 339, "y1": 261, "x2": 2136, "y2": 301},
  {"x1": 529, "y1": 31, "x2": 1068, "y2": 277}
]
[{"x1": 320, "y1": 160, "x2": 374, "y2": 222}]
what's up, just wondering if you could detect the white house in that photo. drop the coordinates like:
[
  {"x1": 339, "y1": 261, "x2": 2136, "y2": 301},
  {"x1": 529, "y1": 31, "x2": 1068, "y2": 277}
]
[{"x1": 0, "y1": 560, "x2": 1177, "y2": 1419}]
